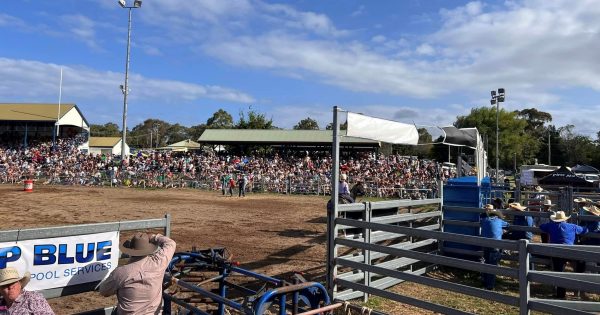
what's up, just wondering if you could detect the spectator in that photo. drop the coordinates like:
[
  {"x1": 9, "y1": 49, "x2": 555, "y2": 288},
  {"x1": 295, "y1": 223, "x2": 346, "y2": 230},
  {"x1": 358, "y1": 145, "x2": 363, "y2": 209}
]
[
  {"x1": 539, "y1": 211, "x2": 587, "y2": 299},
  {"x1": 0, "y1": 267, "x2": 54, "y2": 314},
  {"x1": 505, "y1": 202, "x2": 533, "y2": 241},
  {"x1": 535, "y1": 199, "x2": 556, "y2": 243},
  {"x1": 99, "y1": 233, "x2": 176, "y2": 314},
  {"x1": 480, "y1": 204, "x2": 509, "y2": 290}
]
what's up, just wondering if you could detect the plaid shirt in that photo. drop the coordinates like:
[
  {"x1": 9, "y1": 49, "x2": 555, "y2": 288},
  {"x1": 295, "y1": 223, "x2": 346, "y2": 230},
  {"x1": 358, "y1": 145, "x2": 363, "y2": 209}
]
[{"x1": 0, "y1": 290, "x2": 54, "y2": 315}]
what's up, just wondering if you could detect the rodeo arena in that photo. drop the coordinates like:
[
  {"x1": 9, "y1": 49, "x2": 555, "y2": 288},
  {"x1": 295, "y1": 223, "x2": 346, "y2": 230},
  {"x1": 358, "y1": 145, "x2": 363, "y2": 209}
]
[{"x1": 2, "y1": 103, "x2": 600, "y2": 315}]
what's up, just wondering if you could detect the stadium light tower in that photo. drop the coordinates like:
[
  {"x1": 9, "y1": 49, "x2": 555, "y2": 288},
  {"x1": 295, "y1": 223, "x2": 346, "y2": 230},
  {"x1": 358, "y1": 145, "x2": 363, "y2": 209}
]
[
  {"x1": 490, "y1": 88, "x2": 505, "y2": 184},
  {"x1": 118, "y1": 0, "x2": 142, "y2": 161}
]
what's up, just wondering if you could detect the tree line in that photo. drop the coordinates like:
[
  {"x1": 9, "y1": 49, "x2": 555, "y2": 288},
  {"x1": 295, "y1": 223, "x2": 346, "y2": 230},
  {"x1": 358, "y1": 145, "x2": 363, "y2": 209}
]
[{"x1": 89, "y1": 107, "x2": 600, "y2": 169}]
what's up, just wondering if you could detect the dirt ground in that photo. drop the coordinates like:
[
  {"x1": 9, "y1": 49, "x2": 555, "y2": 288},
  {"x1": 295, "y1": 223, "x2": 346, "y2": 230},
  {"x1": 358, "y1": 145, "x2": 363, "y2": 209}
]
[{"x1": 0, "y1": 185, "x2": 330, "y2": 314}]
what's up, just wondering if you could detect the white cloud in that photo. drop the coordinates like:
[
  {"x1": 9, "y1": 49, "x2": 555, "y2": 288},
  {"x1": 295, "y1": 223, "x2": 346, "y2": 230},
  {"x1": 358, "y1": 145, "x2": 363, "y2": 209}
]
[
  {"x1": 371, "y1": 35, "x2": 386, "y2": 43},
  {"x1": 415, "y1": 43, "x2": 435, "y2": 56},
  {"x1": 61, "y1": 15, "x2": 101, "y2": 50},
  {"x1": 351, "y1": 5, "x2": 366, "y2": 18},
  {"x1": 0, "y1": 57, "x2": 255, "y2": 104}
]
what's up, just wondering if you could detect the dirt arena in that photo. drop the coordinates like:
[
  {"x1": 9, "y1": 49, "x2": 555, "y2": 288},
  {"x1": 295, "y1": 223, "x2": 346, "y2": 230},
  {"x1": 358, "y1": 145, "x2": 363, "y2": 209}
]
[{"x1": 0, "y1": 185, "x2": 332, "y2": 314}]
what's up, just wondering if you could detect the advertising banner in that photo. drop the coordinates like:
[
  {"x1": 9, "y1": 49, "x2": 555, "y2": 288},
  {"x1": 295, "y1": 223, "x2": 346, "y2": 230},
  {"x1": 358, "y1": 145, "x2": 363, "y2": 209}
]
[{"x1": 0, "y1": 231, "x2": 119, "y2": 291}]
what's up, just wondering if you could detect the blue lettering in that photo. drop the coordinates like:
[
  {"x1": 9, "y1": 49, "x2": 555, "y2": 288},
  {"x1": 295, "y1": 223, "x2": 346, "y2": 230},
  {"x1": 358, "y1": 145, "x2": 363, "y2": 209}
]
[
  {"x1": 34, "y1": 245, "x2": 56, "y2": 265},
  {"x1": 75, "y1": 243, "x2": 95, "y2": 263},
  {"x1": 58, "y1": 244, "x2": 74, "y2": 264},
  {"x1": 0, "y1": 246, "x2": 21, "y2": 268},
  {"x1": 96, "y1": 241, "x2": 112, "y2": 261}
]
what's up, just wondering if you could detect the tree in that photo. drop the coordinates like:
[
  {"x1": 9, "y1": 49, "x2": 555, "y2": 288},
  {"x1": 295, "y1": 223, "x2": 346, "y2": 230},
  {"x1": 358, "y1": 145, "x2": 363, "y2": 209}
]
[
  {"x1": 516, "y1": 108, "x2": 552, "y2": 131},
  {"x1": 163, "y1": 123, "x2": 190, "y2": 145},
  {"x1": 325, "y1": 121, "x2": 347, "y2": 130},
  {"x1": 128, "y1": 119, "x2": 170, "y2": 148},
  {"x1": 294, "y1": 117, "x2": 320, "y2": 130},
  {"x1": 236, "y1": 109, "x2": 274, "y2": 129},
  {"x1": 188, "y1": 123, "x2": 207, "y2": 141},
  {"x1": 455, "y1": 107, "x2": 536, "y2": 169},
  {"x1": 90, "y1": 123, "x2": 121, "y2": 137},
  {"x1": 558, "y1": 125, "x2": 594, "y2": 165},
  {"x1": 206, "y1": 109, "x2": 234, "y2": 129}
]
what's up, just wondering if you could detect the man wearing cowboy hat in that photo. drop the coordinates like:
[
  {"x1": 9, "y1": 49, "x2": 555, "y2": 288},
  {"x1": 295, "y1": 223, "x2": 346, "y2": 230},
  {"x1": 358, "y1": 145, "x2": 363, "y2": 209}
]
[
  {"x1": 539, "y1": 211, "x2": 588, "y2": 299},
  {"x1": 479, "y1": 204, "x2": 509, "y2": 290},
  {"x1": 504, "y1": 202, "x2": 534, "y2": 241},
  {"x1": 99, "y1": 233, "x2": 176, "y2": 314},
  {"x1": 0, "y1": 267, "x2": 54, "y2": 314},
  {"x1": 534, "y1": 199, "x2": 556, "y2": 243}
]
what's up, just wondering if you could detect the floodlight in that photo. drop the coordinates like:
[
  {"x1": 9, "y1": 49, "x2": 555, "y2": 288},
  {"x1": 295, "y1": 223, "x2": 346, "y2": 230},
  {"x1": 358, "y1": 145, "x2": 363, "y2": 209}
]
[
  {"x1": 134, "y1": 0, "x2": 142, "y2": 8},
  {"x1": 498, "y1": 88, "x2": 505, "y2": 94},
  {"x1": 498, "y1": 96, "x2": 505, "y2": 102},
  {"x1": 118, "y1": 0, "x2": 126, "y2": 8},
  {"x1": 491, "y1": 90, "x2": 496, "y2": 97},
  {"x1": 490, "y1": 99, "x2": 496, "y2": 105}
]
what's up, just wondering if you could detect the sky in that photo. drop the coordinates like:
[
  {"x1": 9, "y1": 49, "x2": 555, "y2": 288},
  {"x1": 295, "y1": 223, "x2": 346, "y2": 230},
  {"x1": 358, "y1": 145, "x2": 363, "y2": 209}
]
[{"x1": 1, "y1": 0, "x2": 600, "y2": 137}]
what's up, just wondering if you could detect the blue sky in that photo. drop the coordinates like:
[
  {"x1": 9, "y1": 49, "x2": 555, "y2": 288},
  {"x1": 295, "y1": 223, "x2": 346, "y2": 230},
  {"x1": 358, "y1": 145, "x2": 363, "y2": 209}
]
[{"x1": 1, "y1": 0, "x2": 599, "y2": 137}]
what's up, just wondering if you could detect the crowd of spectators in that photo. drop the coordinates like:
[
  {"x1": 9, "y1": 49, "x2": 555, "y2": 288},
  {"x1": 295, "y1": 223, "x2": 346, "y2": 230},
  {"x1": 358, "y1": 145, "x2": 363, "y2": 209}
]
[{"x1": 0, "y1": 137, "x2": 456, "y2": 199}]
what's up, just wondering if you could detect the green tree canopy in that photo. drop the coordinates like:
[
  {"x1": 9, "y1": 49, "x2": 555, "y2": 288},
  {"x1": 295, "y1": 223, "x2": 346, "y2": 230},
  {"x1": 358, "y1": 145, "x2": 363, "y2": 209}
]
[
  {"x1": 206, "y1": 109, "x2": 234, "y2": 129},
  {"x1": 128, "y1": 119, "x2": 171, "y2": 148},
  {"x1": 455, "y1": 107, "x2": 536, "y2": 169},
  {"x1": 294, "y1": 117, "x2": 320, "y2": 130},
  {"x1": 90, "y1": 122, "x2": 121, "y2": 137},
  {"x1": 236, "y1": 109, "x2": 274, "y2": 129}
]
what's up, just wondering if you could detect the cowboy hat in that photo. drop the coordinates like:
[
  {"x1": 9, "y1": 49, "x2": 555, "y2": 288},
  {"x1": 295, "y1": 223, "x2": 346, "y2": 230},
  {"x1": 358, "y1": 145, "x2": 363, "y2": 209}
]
[
  {"x1": 120, "y1": 233, "x2": 159, "y2": 257},
  {"x1": 508, "y1": 202, "x2": 527, "y2": 211},
  {"x1": 534, "y1": 185, "x2": 543, "y2": 192},
  {"x1": 340, "y1": 174, "x2": 347, "y2": 180},
  {"x1": 550, "y1": 211, "x2": 570, "y2": 222},
  {"x1": 573, "y1": 197, "x2": 589, "y2": 203},
  {"x1": 583, "y1": 205, "x2": 600, "y2": 216},
  {"x1": 542, "y1": 199, "x2": 555, "y2": 208},
  {"x1": 483, "y1": 204, "x2": 504, "y2": 218},
  {"x1": 0, "y1": 267, "x2": 30, "y2": 288}
]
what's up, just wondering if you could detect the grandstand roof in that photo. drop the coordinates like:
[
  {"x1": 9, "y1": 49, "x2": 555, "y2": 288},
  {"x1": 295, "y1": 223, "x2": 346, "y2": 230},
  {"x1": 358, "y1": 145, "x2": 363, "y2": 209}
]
[
  {"x1": 89, "y1": 137, "x2": 121, "y2": 147},
  {"x1": 198, "y1": 129, "x2": 380, "y2": 147},
  {"x1": 0, "y1": 103, "x2": 89, "y2": 128}
]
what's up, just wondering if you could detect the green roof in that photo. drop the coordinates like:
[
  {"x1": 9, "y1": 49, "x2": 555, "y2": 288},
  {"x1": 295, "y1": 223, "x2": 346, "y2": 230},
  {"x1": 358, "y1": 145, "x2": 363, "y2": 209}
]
[
  {"x1": 89, "y1": 137, "x2": 121, "y2": 147},
  {"x1": 198, "y1": 129, "x2": 380, "y2": 146},
  {"x1": 0, "y1": 103, "x2": 76, "y2": 121}
]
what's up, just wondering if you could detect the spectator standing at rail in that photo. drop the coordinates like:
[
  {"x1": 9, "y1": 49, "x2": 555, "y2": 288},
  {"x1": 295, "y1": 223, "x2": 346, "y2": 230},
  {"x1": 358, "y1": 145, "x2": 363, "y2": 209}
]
[
  {"x1": 528, "y1": 185, "x2": 546, "y2": 210},
  {"x1": 338, "y1": 173, "x2": 354, "y2": 203},
  {"x1": 479, "y1": 204, "x2": 509, "y2": 290},
  {"x1": 0, "y1": 267, "x2": 54, "y2": 314},
  {"x1": 228, "y1": 176, "x2": 235, "y2": 197},
  {"x1": 238, "y1": 173, "x2": 247, "y2": 197},
  {"x1": 539, "y1": 211, "x2": 587, "y2": 299},
  {"x1": 535, "y1": 199, "x2": 556, "y2": 243},
  {"x1": 99, "y1": 233, "x2": 176, "y2": 314},
  {"x1": 505, "y1": 202, "x2": 533, "y2": 241}
]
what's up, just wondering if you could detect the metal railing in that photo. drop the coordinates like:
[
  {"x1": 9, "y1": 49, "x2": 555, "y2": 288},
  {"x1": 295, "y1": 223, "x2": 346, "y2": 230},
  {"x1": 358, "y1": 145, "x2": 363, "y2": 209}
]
[{"x1": 329, "y1": 199, "x2": 600, "y2": 314}]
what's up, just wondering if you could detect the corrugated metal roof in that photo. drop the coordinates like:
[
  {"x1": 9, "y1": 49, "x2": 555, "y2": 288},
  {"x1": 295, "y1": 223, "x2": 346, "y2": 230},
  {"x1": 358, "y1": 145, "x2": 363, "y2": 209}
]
[
  {"x1": 0, "y1": 103, "x2": 76, "y2": 121},
  {"x1": 89, "y1": 137, "x2": 121, "y2": 147},
  {"x1": 198, "y1": 129, "x2": 380, "y2": 145},
  {"x1": 167, "y1": 139, "x2": 201, "y2": 148}
]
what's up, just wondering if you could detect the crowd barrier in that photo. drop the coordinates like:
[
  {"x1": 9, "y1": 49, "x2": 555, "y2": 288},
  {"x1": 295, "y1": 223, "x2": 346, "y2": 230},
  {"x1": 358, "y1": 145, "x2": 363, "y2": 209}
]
[
  {"x1": 0, "y1": 169, "x2": 441, "y2": 200},
  {"x1": 328, "y1": 197, "x2": 600, "y2": 314}
]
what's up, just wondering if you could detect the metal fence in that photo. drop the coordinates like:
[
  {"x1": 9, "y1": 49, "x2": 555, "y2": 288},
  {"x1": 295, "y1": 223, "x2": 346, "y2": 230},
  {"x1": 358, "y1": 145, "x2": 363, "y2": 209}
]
[
  {"x1": 0, "y1": 215, "x2": 170, "y2": 304},
  {"x1": 328, "y1": 199, "x2": 600, "y2": 314}
]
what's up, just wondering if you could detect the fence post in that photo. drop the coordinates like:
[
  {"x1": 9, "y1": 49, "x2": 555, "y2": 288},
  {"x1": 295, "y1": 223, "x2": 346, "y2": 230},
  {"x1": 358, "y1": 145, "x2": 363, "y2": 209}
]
[
  {"x1": 438, "y1": 180, "x2": 445, "y2": 254},
  {"x1": 518, "y1": 239, "x2": 530, "y2": 315},
  {"x1": 362, "y1": 202, "x2": 371, "y2": 302},
  {"x1": 164, "y1": 213, "x2": 171, "y2": 237}
]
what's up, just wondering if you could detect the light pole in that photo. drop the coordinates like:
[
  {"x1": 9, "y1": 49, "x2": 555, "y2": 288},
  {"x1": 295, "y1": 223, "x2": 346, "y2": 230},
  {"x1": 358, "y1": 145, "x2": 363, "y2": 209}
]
[
  {"x1": 118, "y1": 0, "x2": 142, "y2": 161},
  {"x1": 490, "y1": 88, "x2": 505, "y2": 184}
]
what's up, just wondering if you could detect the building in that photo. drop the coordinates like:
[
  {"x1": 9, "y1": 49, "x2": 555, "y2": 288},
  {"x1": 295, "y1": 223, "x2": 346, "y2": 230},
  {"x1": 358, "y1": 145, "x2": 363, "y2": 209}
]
[
  {"x1": 88, "y1": 137, "x2": 130, "y2": 156},
  {"x1": 0, "y1": 103, "x2": 89, "y2": 146},
  {"x1": 158, "y1": 139, "x2": 202, "y2": 152}
]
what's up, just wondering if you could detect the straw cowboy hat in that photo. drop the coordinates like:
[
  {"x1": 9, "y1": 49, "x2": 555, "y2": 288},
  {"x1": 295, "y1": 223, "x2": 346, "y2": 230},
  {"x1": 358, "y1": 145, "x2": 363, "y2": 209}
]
[
  {"x1": 508, "y1": 202, "x2": 527, "y2": 211},
  {"x1": 0, "y1": 267, "x2": 30, "y2": 288},
  {"x1": 120, "y1": 233, "x2": 158, "y2": 257},
  {"x1": 534, "y1": 185, "x2": 544, "y2": 192},
  {"x1": 340, "y1": 174, "x2": 347, "y2": 181},
  {"x1": 574, "y1": 197, "x2": 589, "y2": 204},
  {"x1": 583, "y1": 205, "x2": 600, "y2": 216},
  {"x1": 550, "y1": 211, "x2": 570, "y2": 222},
  {"x1": 483, "y1": 204, "x2": 504, "y2": 218}
]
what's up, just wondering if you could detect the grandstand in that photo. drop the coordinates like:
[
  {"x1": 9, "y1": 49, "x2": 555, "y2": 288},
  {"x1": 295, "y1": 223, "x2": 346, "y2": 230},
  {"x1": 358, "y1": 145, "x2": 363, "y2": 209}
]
[{"x1": 0, "y1": 103, "x2": 89, "y2": 146}]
